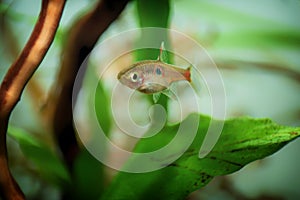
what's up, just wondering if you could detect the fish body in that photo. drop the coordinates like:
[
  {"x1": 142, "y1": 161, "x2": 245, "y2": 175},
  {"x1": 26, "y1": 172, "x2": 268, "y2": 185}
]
[{"x1": 117, "y1": 43, "x2": 191, "y2": 94}]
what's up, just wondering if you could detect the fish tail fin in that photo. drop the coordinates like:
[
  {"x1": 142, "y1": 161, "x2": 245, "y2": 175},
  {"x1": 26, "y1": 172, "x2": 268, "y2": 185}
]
[
  {"x1": 178, "y1": 65, "x2": 191, "y2": 82},
  {"x1": 184, "y1": 66, "x2": 192, "y2": 82},
  {"x1": 177, "y1": 65, "x2": 191, "y2": 82},
  {"x1": 190, "y1": 65, "x2": 201, "y2": 96}
]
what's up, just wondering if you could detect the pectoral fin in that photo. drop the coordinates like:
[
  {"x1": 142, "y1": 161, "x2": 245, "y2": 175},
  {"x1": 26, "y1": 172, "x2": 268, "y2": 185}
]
[
  {"x1": 152, "y1": 90, "x2": 175, "y2": 104},
  {"x1": 162, "y1": 88, "x2": 176, "y2": 100},
  {"x1": 152, "y1": 92, "x2": 162, "y2": 103}
]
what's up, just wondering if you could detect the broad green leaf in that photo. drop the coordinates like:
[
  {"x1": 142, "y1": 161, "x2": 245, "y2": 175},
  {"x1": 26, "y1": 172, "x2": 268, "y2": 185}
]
[
  {"x1": 8, "y1": 126, "x2": 71, "y2": 187},
  {"x1": 100, "y1": 114, "x2": 300, "y2": 200}
]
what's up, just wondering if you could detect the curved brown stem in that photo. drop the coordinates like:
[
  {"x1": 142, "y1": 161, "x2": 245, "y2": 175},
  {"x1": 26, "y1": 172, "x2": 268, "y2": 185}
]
[
  {"x1": 0, "y1": 1, "x2": 46, "y2": 130},
  {"x1": 0, "y1": 0, "x2": 65, "y2": 199},
  {"x1": 45, "y1": 0, "x2": 130, "y2": 169}
]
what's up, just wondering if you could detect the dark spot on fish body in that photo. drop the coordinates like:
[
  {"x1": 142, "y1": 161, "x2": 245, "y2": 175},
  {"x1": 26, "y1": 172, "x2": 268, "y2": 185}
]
[{"x1": 155, "y1": 67, "x2": 162, "y2": 76}]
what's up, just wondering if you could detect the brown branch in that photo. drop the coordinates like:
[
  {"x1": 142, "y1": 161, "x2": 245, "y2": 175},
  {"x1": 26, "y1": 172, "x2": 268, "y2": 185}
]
[
  {"x1": 0, "y1": 3, "x2": 46, "y2": 128},
  {"x1": 45, "y1": 0, "x2": 130, "y2": 169},
  {"x1": 0, "y1": 0, "x2": 65, "y2": 199}
]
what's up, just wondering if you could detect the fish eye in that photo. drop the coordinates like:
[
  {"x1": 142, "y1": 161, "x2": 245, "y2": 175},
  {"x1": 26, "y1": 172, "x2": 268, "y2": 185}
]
[{"x1": 130, "y1": 72, "x2": 138, "y2": 82}]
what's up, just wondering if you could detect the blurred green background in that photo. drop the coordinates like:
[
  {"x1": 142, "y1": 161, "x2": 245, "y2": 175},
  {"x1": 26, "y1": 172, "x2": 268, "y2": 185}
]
[{"x1": 1, "y1": 0, "x2": 300, "y2": 199}]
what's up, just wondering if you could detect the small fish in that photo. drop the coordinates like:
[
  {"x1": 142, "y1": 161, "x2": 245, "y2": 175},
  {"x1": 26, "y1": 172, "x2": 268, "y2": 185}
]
[{"x1": 117, "y1": 42, "x2": 191, "y2": 95}]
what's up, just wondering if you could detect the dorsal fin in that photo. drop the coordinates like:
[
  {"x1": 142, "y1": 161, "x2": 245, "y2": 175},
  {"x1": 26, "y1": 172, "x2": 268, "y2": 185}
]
[{"x1": 157, "y1": 41, "x2": 168, "y2": 63}]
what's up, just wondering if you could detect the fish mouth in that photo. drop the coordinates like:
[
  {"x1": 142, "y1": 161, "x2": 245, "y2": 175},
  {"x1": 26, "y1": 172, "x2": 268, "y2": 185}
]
[
  {"x1": 117, "y1": 72, "x2": 123, "y2": 80},
  {"x1": 117, "y1": 68, "x2": 130, "y2": 80},
  {"x1": 117, "y1": 66, "x2": 134, "y2": 80}
]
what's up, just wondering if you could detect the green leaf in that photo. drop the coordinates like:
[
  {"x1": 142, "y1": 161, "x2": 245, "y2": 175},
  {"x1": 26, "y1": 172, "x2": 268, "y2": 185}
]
[
  {"x1": 64, "y1": 54, "x2": 110, "y2": 199},
  {"x1": 134, "y1": 0, "x2": 172, "y2": 73},
  {"x1": 135, "y1": 0, "x2": 172, "y2": 61},
  {"x1": 100, "y1": 114, "x2": 300, "y2": 200},
  {"x1": 135, "y1": 0, "x2": 172, "y2": 111},
  {"x1": 136, "y1": 0, "x2": 170, "y2": 28},
  {"x1": 95, "y1": 80, "x2": 111, "y2": 135},
  {"x1": 8, "y1": 126, "x2": 71, "y2": 187},
  {"x1": 70, "y1": 148, "x2": 105, "y2": 200},
  {"x1": 215, "y1": 29, "x2": 300, "y2": 50}
]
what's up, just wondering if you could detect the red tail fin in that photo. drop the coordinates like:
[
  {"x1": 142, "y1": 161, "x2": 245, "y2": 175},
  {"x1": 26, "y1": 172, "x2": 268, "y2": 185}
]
[{"x1": 183, "y1": 67, "x2": 191, "y2": 82}]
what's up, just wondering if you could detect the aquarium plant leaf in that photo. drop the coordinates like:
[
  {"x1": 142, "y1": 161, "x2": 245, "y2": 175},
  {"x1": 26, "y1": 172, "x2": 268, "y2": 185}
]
[
  {"x1": 100, "y1": 114, "x2": 300, "y2": 200},
  {"x1": 135, "y1": 0, "x2": 172, "y2": 62},
  {"x1": 135, "y1": 0, "x2": 172, "y2": 113},
  {"x1": 94, "y1": 80, "x2": 112, "y2": 135},
  {"x1": 8, "y1": 126, "x2": 71, "y2": 187}
]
